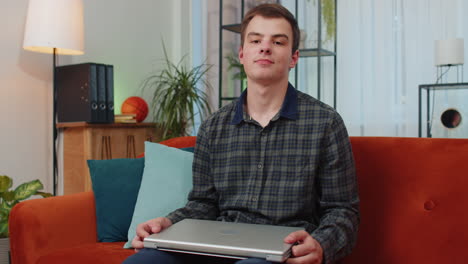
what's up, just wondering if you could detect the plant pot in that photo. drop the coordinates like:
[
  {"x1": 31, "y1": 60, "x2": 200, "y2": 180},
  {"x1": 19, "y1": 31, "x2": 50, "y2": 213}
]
[{"x1": 0, "y1": 238, "x2": 9, "y2": 264}]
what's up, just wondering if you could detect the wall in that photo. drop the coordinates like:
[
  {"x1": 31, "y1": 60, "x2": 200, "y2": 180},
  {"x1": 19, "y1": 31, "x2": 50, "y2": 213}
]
[
  {"x1": 0, "y1": 0, "x2": 51, "y2": 192},
  {"x1": 0, "y1": 0, "x2": 191, "y2": 194}
]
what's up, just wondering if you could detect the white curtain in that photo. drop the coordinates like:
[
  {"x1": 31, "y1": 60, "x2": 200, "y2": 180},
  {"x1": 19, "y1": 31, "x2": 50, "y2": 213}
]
[
  {"x1": 338, "y1": 0, "x2": 468, "y2": 137},
  {"x1": 194, "y1": 0, "x2": 468, "y2": 137}
]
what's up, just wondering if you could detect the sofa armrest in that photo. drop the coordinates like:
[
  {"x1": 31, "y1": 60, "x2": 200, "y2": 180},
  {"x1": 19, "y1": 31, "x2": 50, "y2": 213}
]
[{"x1": 9, "y1": 191, "x2": 97, "y2": 264}]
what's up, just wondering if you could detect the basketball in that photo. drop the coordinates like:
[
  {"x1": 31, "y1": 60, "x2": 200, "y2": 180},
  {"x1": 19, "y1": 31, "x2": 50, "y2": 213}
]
[{"x1": 121, "y1": 96, "x2": 149, "y2": 122}]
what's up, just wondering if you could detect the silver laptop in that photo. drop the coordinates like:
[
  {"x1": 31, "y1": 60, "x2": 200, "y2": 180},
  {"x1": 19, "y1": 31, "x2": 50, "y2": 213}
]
[{"x1": 143, "y1": 219, "x2": 303, "y2": 262}]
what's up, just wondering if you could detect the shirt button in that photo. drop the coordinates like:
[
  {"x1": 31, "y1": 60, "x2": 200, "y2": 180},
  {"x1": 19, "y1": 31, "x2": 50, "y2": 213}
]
[
  {"x1": 257, "y1": 163, "x2": 263, "y2": 169},
  {"x1": 252, "y1": 197, "x2": 258, "y2": 202}
]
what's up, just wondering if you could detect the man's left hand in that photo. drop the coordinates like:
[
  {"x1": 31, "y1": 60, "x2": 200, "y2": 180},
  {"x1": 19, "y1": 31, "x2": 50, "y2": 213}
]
[{"x1": 284, "y1": 230, "x2": 323, "y2": 264}]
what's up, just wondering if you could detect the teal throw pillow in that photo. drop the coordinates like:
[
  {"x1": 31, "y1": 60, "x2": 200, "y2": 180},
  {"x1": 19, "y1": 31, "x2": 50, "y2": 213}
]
[
  {"x1": 88, "y1": 157, "x2": 144, "y2": 242},
  {"x1": 124, "y1": 141, "x2": 193, "y2": 248},
  {"x1": 180, "y1": 147, "x2": 195, "y2": 153}
]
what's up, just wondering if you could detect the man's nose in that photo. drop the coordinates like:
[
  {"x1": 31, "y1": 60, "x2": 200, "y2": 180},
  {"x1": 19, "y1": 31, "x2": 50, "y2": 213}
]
[
  {"x1": 260, "y1": 43, "x2": 272, "y2": 54},
  {"x1": 260, "y1": 48, "x2": 271, "y2": 54}
]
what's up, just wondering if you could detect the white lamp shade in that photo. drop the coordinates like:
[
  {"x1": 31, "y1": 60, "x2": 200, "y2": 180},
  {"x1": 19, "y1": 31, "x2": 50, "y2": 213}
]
[
  {"x1": 23, "y1": 0, "x2": 84, "y2": 55},
  {"x1": 434, "y1": 38, "x2": 464, "y2": 66}
]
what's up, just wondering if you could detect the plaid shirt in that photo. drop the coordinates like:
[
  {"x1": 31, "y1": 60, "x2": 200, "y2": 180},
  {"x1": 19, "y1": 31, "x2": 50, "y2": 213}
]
[{"x1": 166, "y1": 83, "x2": 360, "y2": 263}]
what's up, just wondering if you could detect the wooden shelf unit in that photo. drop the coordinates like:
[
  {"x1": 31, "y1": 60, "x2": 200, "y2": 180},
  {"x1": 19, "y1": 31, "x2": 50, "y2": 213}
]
[{"x1": 58, "y1": 122, "x2": 162, "y2": 194}]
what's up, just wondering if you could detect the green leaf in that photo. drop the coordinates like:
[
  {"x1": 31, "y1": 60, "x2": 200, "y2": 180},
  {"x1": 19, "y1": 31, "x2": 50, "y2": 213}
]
[
  {"x1": 0, "y1": 202, "x2": 10, "y2": 210},
  {"x1": 0, "y1": 175, "x2": 12, "y2": 193},
  {"x1": 225, "y1": 53, "x2": 246, "y2": 81},
  {"x1": 13, "y1": 179, "x2": 43, "y2": 201},
  {"x1": 0, "y1": 222, "x2": 8, "y2": 238},
  {"x1": 0, "y1": 191, "x2": 15, "y2": 203},
  {"x1": 35, "y1": 191, "x2": 53, "y2": 198},
  {"x1": 0, "y1": 208, "x2": 9, "y2": 221},
  {"x1": 321, "y1": 0, "x2": 336, "y2": 42},
  {"x1": 0, "y1": 175, "x2": 52, "y2": 238}
]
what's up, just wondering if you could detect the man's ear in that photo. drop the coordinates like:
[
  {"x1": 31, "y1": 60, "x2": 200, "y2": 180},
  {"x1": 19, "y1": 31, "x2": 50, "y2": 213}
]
[
  {"x1": 238, "y1": 46, "x2": 244, "y2": 64},
  {"x1": 289, "y1": 49, "x2": 299, "y2": 69}
]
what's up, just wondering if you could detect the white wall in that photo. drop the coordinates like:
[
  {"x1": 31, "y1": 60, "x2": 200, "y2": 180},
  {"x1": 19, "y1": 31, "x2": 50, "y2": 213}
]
[
  {"x1": 0, "y1": 0, "x2": 52, "y2": 192},
  {"x1": 0, "y1": 0, "x2": 191, "y2": 194}
]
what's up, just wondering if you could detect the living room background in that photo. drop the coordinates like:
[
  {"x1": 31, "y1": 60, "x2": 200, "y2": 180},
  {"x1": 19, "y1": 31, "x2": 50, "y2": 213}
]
[{"x1": 1, "y1": 0, "x2": 467, "y2": 193}]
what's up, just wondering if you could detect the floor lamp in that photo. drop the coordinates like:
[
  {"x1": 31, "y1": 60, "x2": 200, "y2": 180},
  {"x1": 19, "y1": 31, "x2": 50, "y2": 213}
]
[{"x1": 23, "y1": 0, "x2": 85, "y2": 196}]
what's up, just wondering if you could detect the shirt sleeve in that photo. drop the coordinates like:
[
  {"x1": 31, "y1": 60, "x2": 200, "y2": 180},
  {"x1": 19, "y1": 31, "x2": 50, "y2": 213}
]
[
  {"x1": 166, "y1": 122, "x2": 219, "y2": 224},
  {"x1": 311, "y1": 113, "x2": 360, "y2": 264}
]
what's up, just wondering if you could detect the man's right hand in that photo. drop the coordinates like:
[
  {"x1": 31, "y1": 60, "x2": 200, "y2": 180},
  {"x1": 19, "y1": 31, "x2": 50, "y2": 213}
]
[{"x1": 131, "y1": 217, "x2": 173, "y2": 250}]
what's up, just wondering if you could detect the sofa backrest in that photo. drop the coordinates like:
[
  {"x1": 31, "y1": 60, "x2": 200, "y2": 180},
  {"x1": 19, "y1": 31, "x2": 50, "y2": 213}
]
[
  {"x1": 159, "y1": 136, "x2": 197, "y2": 148},
  {"x1": 137, "y1": 136, "x2": 197, "y2": 158},
  {"x1": 343, "y1": 137, "x2": 468, "y2": 264}
]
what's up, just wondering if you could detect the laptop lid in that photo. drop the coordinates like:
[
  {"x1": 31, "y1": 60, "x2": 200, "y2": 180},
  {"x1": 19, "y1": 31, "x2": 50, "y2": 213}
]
[{"x1": 143, "y1": 219, "x2": 303, "y2": 262}]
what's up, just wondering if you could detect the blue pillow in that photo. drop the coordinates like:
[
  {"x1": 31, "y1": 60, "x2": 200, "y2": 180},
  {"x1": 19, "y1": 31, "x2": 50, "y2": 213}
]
[
  {"x1": 87, "y1": 157, "x2": 145, "y2": 242},
  {"x1": 180, "y1": 147, "x2": 195, "y2": 153},
  {"x1": 124, "y1": 142, "x2": 193, "y2": 248}
]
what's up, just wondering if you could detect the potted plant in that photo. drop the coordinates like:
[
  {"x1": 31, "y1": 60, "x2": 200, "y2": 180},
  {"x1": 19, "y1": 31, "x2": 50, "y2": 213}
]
[
  {"x1": 0, "y1": 175, "x2": 52, "y2": 263},
  {"x1": 307, "y1": 0, "x2": 336, "y2": 43},
  {"x1": 320, "y1": 0, "x2": 335, "y2": 42},
  {"x1": 142, "y1": 43, "x2": 212, "y2": 140}
]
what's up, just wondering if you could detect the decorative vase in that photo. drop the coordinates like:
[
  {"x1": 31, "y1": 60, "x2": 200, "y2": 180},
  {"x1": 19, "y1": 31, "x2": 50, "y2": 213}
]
[{"x1": 0, "y1": 238, "x2": 9, "y2": 264}]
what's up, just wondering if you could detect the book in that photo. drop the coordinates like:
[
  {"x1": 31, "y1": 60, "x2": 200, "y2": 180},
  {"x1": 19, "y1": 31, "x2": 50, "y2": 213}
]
[
  {"x1": 114, "y1": 113, "x2": 137, "y2": 123},
  {"x1": 97, "y1": 64, "x2": 107, "y2": 123},
  {"x1": 114, "y1": 118, "x2": 137, "y2": 123},
  {"x1": 115, "y1": 113, "x2": 137, "y2": 120},
  {"x1": 105, "y1": 65, "x2": 114, "y2": 123}
]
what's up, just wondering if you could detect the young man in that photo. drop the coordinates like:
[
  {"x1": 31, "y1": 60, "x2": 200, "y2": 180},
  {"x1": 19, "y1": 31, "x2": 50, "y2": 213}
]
[{"x1": 124, "y1": 4, "x2": 359, "y2": 264}]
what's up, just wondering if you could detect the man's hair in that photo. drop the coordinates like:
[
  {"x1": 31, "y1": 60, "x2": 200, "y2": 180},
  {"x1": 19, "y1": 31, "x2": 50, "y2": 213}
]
[{"x1": 240, "y1": 3, "x2": 300, "y2": 54}]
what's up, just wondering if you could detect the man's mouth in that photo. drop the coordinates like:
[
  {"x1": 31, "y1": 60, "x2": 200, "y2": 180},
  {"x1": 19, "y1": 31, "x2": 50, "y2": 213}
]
[{"x1": 255, "y1": 59, "x2": 274, "y2": 65}]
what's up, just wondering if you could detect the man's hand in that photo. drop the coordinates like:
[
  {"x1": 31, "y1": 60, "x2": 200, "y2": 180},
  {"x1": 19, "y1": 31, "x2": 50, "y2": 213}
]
[
  {"x1": 284, "y1": 230, "x2": 323, "y2": 264},
  {"x1": 131, "y1": 217, "x2": 173, "y2": 250}
]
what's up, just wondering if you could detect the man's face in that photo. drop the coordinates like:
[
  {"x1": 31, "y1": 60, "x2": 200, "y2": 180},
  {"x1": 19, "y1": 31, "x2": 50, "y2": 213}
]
[{"x1": 239, "y1": 15, "x2": 299, "y2": 85}]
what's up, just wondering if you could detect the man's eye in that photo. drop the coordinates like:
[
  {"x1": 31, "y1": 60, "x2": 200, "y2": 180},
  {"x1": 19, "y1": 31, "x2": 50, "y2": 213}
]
[
  {"x1": 251, "y1": 40, "x2": 260, "y2": 44},
  {"x1": 274, "y1": 41, "x2": 283, "y2": 45}
]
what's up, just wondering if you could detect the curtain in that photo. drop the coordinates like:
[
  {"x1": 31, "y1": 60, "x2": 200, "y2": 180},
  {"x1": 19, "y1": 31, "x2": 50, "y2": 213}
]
[{"x1": 338, "y1": 0, "x2": 468, "y2": 137}]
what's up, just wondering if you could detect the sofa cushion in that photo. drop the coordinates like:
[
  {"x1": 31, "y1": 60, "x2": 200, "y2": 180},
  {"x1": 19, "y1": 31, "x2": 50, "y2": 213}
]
[
  {"x1": 36, "y1": 242, "x2": 134, "y2": 264},
  {"x1": 87, "y1": 158, "x2": 145, "y2": 242},
  {"x1": 124, "y1": 141, "x2": 193, "y2": 248},
  {"x1": 343, "y1": 137, "x2": 468, "y2": 264}
]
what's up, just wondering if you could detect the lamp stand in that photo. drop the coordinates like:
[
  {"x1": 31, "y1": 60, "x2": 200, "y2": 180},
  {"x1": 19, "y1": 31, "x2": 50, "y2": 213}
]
[
  {"x1": 23, "y1": 0, "x2": 85, "y2": 196},
  {"x1": 53, "y1": 48, "x2": 58, "y2": 196}
]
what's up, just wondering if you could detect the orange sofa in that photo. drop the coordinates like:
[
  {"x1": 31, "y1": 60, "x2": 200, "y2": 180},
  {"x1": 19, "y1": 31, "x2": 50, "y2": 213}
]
[{"x1": 9, "y1": 137, "x2": 468, "y2": 264}]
